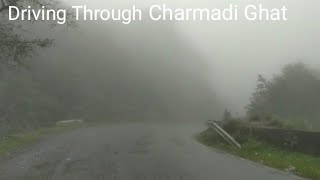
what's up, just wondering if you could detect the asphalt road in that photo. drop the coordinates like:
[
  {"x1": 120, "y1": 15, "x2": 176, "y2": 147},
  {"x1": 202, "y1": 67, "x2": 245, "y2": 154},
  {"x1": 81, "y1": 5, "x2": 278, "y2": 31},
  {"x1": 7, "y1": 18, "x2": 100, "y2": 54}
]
[{"x1": 0, "y1": 123, "x2": 304, "y2": 180}]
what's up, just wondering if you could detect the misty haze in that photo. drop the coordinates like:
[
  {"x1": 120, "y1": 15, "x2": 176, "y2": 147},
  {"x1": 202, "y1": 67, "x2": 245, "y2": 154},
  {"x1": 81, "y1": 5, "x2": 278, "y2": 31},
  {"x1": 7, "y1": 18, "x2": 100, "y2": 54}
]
[{"x1": 0, "y1": 0, "x2": 320, "y2": 179}]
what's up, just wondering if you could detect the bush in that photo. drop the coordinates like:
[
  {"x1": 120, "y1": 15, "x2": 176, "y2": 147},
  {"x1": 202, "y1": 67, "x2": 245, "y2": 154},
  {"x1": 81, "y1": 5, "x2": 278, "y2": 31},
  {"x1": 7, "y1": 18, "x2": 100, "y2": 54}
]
[
  {"x1": 265, "y1": 118, "x2": 285, "y2": 128},
  {"x1": 222, "y1": 119, "x2": 250, "y2": 143},
  {"x1": 223, "y1": 119, "x2": 244, "y2": 133}
]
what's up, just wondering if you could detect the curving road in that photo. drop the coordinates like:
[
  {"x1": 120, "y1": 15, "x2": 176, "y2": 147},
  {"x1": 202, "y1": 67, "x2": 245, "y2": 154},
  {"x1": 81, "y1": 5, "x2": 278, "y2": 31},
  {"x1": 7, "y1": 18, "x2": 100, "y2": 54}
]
[{"x1": 0, "y1": 123, "x2": 304, "y2": 180}]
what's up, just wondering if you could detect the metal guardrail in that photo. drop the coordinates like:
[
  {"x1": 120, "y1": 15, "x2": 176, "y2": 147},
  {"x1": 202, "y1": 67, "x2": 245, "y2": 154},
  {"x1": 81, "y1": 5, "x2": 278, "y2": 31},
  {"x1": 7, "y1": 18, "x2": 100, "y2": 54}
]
[{"x1": 207, "y1": 120, "x2": 241, "y2": 149}]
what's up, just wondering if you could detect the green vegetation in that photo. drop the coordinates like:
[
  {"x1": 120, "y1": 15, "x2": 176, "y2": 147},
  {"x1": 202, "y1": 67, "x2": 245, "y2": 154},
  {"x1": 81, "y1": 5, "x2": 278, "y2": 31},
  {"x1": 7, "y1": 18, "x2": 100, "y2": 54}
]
[
  {"x1": 197, "y1": 129, "x2": 320, "y2": 180},
  {"x1": 0, "y1": 123, "x2": 89, "y2": 159},
  {"x1": 0, "y1": 0, "x2": 70, "y2": 66},
  {"x1": 247, "y1": 62, "x2": 320, "y2": 130}
]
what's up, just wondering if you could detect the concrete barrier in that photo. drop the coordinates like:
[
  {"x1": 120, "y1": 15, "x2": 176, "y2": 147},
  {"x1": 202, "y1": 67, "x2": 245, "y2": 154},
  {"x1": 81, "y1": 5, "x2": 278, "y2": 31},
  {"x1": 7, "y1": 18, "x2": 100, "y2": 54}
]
[{"x1": 244, "y1": 127, "x2": 320, "y2": 156}]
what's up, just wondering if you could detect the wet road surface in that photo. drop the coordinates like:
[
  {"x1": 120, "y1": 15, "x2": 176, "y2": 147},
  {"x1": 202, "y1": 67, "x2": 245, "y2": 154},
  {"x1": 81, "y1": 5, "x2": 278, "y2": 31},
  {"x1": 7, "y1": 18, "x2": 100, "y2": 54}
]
[{"x1": 0, "y1": 123, "x2": 304, "y2": 180}]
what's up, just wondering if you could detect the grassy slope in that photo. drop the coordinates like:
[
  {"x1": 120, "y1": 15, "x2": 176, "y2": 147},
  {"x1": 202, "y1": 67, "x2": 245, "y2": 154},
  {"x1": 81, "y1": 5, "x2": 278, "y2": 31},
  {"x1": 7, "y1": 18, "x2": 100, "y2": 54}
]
[
  {"x1": 196, "y1": 129, "x2": 320, "y2": 180},
  {"x1": 0, "y1": 124, "x2": 90, "y2": 160}
]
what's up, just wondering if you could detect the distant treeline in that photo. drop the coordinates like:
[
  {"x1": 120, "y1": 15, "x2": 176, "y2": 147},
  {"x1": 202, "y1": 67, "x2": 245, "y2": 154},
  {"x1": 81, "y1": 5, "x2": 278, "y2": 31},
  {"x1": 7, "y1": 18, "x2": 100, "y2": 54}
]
[{"x1": 247, "y1": 62, "x2": 320, "y2": 129}]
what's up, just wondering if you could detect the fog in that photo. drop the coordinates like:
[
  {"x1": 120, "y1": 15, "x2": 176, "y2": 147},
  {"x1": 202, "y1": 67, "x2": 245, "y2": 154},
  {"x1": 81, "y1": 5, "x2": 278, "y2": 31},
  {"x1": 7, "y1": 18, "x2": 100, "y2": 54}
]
[
  {"x1": 1, "y1": 0, "x2": 320, "y2": 126},
  {"x1": 1, "y1": 1, "x2": 320, "y2": 178},
  {"x1": 27, "y1": 6, "x2": 222, "y2": 122},
  {"x1": 61, "y1": 0, "x2": 320, "y2": 114}
]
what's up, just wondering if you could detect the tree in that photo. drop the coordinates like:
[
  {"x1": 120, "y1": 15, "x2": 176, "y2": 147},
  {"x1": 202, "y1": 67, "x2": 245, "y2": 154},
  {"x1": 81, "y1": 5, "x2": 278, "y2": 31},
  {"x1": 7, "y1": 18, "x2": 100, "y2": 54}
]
[
  {"x1": 247, "y1": 62, "x2": 320, "y2": 128},
  {"x1": 0, "y1": 0, "x2": 71, "y2": 66},
  {"x1": 247, "y1": 74, "x2": 269, "y2": 118},
  {"x1": 222, "y1": 109, "x2": 232, "y2": 121}
]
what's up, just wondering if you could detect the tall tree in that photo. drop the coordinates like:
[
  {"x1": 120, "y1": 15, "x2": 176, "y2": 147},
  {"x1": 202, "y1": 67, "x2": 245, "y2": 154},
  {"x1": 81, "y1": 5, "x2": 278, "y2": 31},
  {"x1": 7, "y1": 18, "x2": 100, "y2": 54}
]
[
  {"x1": 0, "y1": 0, "x2": 71, "y2": 66},
  {"x1": 247, "y1": 62, "x2": 320, "y2": 128}
]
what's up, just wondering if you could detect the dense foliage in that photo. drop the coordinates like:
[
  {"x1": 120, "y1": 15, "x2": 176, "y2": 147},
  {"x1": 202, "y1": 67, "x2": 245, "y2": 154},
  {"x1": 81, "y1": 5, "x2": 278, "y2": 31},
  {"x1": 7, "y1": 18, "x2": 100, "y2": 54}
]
[
  {"x1": 0, "y1": 0, "x2": 73, "y2": 66},
  {"x1": 247, "y1": 62, "x2": 320, "y2": 129}
]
